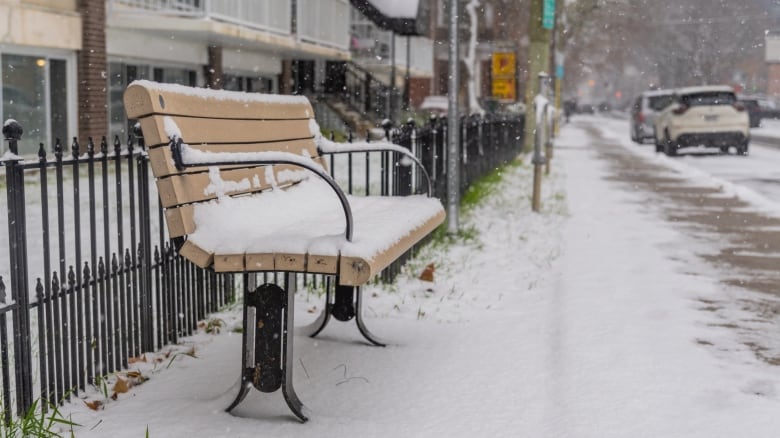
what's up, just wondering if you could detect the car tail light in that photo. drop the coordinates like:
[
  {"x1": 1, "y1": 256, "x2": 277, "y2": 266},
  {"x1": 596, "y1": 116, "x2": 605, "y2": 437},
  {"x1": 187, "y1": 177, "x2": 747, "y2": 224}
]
[
  {"x1": 733, "y1": 103, "x2": 746, "y2": 112},
  {"x1": 638, "y1": 112, "x2": 645, "y2": 123},
  {"x1": 672, "y1": 105, "x2": 689, "y2": 115}
]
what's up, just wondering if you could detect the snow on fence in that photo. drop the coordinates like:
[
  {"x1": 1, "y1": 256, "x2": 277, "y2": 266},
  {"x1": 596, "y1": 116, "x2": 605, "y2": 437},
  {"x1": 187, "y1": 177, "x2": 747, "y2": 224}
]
[{"x1": 0, "y1": 113, "x2": 524, "y2": 418}]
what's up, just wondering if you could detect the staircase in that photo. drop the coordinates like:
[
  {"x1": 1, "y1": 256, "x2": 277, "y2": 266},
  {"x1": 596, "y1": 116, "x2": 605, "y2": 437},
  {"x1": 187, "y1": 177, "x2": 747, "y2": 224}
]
[{"x1": 320, "y1": 61, "x2": 401, "y2": 139}]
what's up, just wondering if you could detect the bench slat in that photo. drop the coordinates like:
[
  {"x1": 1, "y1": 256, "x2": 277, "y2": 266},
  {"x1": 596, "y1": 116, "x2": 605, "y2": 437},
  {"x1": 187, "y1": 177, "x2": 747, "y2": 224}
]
[
  {"x1": 124, "y1": 81, "x2": 314, "y2": 120},
  {"x1": 139, "y1": 116, "x2": 315, "y2": 148},
  {"x1": 147, "y1": 138, "x2": 322, "y2": 177},
  {"x1": 155, "y1": 163, "x2": 320, "y2": 208}
]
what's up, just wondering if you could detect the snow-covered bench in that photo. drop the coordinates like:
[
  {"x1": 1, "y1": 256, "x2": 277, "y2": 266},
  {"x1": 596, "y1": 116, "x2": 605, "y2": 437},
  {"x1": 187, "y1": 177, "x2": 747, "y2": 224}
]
[{"x1": 123, "y1": 80, "x2": 445, "y2": 422}]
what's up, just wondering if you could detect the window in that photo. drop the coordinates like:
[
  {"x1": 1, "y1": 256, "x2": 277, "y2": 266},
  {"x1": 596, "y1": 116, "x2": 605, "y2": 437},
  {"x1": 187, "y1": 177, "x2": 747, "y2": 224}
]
[
  {"x1": 1, "y1": 54, "x2": 70, "y2": 156},
  {"x1": 681, "y1": 92, "x2": 736, "y2": 107},
  {"x1": 223, "y1": 74, "x2": 275, "y2": 93},
  {"x1": 108, "y1": 62, "x2": 197, "y2": 140}
]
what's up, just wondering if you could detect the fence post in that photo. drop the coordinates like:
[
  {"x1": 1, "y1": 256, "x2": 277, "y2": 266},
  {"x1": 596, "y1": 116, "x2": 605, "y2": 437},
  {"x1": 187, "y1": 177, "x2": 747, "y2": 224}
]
[
  {"x1": 135, "y1": 125, "x2": 155, "y2": 353},
  {"x1": 2, "y1": 120, "x2": 34, "y2": 415},
  {"x1": 397, "y1": 120, "x2": 414, "y2": 196},
  {"x1": 532, "y1": 102, "x2": 548, "y2": 213}
]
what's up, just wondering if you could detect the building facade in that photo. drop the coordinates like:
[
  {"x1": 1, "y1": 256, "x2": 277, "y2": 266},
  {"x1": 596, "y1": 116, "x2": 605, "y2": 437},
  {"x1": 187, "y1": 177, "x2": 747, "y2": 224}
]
[
  {"x1": 1, "y1": 0, "x2": 352, "y2": 155},
  {"x1": 432, "y1": 0, "x2": 530, "y2": 112}
]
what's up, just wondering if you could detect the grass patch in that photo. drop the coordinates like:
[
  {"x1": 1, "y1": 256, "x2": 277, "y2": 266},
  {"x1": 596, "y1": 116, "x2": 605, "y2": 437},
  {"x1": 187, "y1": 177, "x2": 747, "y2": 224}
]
[
  {"x1": 0, "y1": 397, "x2": 78, "y2": 437},
  {"x1": 321, "y1": 129, "x2": 349, "y2": 143},
  {"x1": 460, "y1": 159, "x2": 523, "y2": 212}
]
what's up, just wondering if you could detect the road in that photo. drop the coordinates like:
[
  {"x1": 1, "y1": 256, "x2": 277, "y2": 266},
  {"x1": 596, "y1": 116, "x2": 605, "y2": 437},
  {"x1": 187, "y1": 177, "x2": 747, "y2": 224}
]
[{"x1": 592, "y1": 115, "x2": 780, "y2": 207}]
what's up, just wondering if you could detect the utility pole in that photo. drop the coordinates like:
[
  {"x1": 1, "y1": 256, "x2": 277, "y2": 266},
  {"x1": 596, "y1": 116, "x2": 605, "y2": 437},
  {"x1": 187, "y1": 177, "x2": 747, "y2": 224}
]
[
  {"x1": 523, "y1": 0, "x2": 552, "y2": 152},
  {"x1": 447, "y1": 0, "x2": 460, "y2": 234}
]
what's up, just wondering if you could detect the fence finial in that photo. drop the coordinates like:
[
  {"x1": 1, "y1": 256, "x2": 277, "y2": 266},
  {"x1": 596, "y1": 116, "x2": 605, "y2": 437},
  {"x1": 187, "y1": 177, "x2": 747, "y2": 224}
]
[
  {"x1": 71, "y1": 137, "x2": 80, "y2": 159},
  {"x1": 3, "y1": 119, "x2": 23, "y2": 155}
]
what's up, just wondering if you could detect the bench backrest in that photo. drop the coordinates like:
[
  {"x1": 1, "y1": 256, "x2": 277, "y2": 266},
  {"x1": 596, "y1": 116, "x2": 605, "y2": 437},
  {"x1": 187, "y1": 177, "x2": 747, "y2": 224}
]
[{"x1": 123, "y1": 80, "x2": 328, "y2": 241}]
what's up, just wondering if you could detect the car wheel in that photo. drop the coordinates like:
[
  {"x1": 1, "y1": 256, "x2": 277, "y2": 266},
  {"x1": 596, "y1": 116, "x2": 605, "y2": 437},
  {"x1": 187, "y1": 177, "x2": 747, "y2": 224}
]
[
  {"x1": 654, "y1": 136, "x2": 664, "y2": 153},
  {"x1": 737, "y1": 141, "x2": 749, "y2": 156},
  {"x1": 719, "y1": 146, "x2": 729, "y2": 154},
  {"x1": 664, "y1": 132, "x2": 677, "y2": 156}
]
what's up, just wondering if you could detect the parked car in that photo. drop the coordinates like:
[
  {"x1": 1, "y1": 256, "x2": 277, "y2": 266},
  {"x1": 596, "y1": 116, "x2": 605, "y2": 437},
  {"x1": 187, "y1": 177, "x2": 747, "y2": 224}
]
[
  {"x1": 630, "y1": 89, "x2": 675, "y2": 144},
  {"x1": 738, "y1": 97, "x2": 762, "y2": 127},
  {"x1": 577, "y1": 102, "x2": 596, "y2": 114},
  {"x1": 757, "y1": 97, "x2": 780, "y2": 120},
  {"x1": 654, "y1": 85, "x2": 749, "y2": 156}
]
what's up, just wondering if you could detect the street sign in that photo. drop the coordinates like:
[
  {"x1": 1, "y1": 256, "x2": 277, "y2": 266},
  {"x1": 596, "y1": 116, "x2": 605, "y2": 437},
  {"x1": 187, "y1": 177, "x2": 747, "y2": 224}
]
[
  {"x1": 492, "y1": 78, "x2": 516, "y2": 100},
  {"x1": 492, "y1": 52, "x2": 517, "y2": 101},
  {"x1": 543, "y1": 0, "x2": 555, "y2": 30},
  {"x1": 556, "y1": 64, "x2": 564, "y2": 79},
  {"x1": 492, "y1": 52, "x2": 516, "y2": 76}
]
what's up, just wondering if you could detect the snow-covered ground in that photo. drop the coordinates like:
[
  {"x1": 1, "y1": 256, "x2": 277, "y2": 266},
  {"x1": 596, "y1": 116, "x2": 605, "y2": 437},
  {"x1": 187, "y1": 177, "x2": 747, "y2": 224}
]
[{"x1": 58, "y1": 118, "x2": 780, "y2": 437}]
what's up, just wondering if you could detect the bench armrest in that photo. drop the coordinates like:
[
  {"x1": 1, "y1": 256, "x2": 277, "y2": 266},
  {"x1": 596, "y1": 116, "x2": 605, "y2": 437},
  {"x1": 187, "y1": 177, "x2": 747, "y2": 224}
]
[
  {"x1": 317, "y1": 139, "x2": 434, "y2": 197},
  {"x1": 170, "y1": 138, "x2": 355, "y2": 242}
]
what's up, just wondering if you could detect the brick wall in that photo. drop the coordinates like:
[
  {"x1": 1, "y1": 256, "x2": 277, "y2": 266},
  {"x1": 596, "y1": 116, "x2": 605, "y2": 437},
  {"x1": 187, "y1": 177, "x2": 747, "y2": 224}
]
[
  {"x1": 768, "y1": 64, "x2": 780, "y2": 97},
  {"x1": 409, "y1": 77, "x2": 431, "y2": 109},
  {"x1": 77, "y1": 0, "x2": 107, "y2": 146}
]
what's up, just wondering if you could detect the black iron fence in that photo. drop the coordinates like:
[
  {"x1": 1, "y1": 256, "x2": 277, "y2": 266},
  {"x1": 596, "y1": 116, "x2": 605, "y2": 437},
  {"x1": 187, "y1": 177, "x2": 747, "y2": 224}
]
[
  {"x1": 0, "y1": 111, "x2": 524, "y2": 419},
  {"x1": 0, "y1": 122, "x2": 236, "y2": 420}
]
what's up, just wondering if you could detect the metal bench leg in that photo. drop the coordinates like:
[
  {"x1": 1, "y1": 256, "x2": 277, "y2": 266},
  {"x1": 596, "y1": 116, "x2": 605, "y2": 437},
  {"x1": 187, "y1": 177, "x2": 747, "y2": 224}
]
[
  {"x1": 354, "y1": 286, "x2": 386, "y2": 347},
  {"x1": 310, "y1": 282, "x2": 385, "y2": 347},
  {"x1": 226, "y1": 276, "x2": 252, "y2": 413},
  {"x1": 281, "y1": 274, "x2": 309, "y2": 422},
  {"x1": 225, "y1": 278, "x2": 308, "y2": 422}
]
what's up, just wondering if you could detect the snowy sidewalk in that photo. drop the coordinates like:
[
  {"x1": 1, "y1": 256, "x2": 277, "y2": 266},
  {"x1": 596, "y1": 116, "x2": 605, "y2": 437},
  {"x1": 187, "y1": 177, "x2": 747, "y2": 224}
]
[{"x1": 63, "y1": 121, "x2": 780, "y2": 437}]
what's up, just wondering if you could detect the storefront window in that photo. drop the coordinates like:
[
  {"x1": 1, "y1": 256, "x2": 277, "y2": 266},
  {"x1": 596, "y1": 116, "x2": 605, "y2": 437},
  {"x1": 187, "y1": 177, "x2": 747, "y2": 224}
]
[
  {"x1": 1, "y1": 53, "x2": 70, "y2": 156},
  {"x1": 3, "y1": 55, "x2": 45, "y2": 155}
]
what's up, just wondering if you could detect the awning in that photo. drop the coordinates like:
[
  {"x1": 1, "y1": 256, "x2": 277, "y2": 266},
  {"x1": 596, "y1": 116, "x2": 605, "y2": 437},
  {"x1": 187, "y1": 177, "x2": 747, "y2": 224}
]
[{"x1": 349, "y1": 0, "x2": 430, "y2": 36}]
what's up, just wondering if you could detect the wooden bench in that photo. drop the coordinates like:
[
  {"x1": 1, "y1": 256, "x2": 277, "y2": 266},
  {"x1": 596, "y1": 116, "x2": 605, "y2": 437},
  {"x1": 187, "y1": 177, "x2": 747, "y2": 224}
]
[{"x1": 123, "y1": 80, "x2": 445, "y2": 422}]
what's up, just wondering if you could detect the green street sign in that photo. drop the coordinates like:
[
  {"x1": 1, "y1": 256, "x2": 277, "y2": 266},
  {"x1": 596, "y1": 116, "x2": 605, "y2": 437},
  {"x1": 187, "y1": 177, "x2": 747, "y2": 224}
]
[{"x1": 543, "y1": 0, "x2": 555, "y2": 29}]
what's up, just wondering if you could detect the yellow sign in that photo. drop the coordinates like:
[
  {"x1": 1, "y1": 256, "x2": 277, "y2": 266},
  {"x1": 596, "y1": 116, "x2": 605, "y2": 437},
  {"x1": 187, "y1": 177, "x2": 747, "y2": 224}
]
[
  {"x1": 492, "y1": 78, "x2": 516, "y2": 100},
  {"x1": 492, "y1": 52, "x2": 516, "y2": 100},
  {"x1": 492, "y1": 52, "x2": 516, "y2": 76}
]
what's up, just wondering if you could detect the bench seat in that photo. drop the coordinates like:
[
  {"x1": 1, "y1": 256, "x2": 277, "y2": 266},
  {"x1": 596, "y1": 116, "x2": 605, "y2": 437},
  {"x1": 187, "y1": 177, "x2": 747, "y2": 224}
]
[{"x1": 182, "y1": 176, "x2": 445, "y2": 285}]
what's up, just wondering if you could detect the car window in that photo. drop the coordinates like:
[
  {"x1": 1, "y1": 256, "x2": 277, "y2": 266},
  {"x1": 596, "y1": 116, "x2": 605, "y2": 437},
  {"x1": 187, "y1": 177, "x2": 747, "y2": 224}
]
[
  {"x1": 741, "y1": 99, "x2": 759, "y2": 109},
  {"x1": 648, "y1": 95, "x2": 673, "y2": 111},
  {"x1": 681, "y1": 92, "x2": 735, "y2": 106}
]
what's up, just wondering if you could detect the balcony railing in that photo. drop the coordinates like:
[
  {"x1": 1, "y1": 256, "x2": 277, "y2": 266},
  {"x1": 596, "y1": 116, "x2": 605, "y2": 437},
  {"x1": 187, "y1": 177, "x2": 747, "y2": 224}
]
[
  {"x1": 108, "y1": 0, "x2": 349, "y2": 49},
  {"x1": 297, "y1": 0, "x2": 350, "y2": 50}
]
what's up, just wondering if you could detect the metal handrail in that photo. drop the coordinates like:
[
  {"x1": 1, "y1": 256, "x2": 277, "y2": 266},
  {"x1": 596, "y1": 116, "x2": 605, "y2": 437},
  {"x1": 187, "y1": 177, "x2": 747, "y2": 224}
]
[
  {"x1": 318, "y1": 143, "x2": 434, "y2": 198},
  {"x1": 170, "y1": 138, "x2": 354, "y2": 242}
]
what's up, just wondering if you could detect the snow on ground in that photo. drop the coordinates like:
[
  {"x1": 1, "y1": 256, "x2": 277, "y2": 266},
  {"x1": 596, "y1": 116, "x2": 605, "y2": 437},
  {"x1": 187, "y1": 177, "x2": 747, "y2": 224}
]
[{"x1": 59, "y1": 120, "x2": 780, "y2": 437}]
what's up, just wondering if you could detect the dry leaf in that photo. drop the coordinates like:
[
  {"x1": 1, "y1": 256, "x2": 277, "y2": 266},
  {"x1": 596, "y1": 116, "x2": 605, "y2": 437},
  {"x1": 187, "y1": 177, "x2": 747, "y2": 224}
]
[
  {"x1": 110, "y1": 392, "x2": 118, "y2": 401},
  {"x1": 419, "y1": 263, "x2": 435, "y2": 282},
  {"x1": 113, "y1": 377, "x2": 131, "y2": 394},
  {"x1": 307, "y1": 306, "x2": 317, "y2": 313},
  {"x1": 128, "y1": 354, "x2": 146, "y2": 364},
  {"x1": 84, "y1": 400, "x2": 103, "y2": 411},
  {"x1": 126, "y1": 370, "x2": 142, "y2": 379}
]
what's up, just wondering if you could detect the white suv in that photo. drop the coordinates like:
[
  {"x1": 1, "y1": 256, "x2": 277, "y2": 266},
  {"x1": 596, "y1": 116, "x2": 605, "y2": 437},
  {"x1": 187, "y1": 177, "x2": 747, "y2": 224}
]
[{"x1": 653, "y1": 85, "x2": 750, "y2": 156}]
